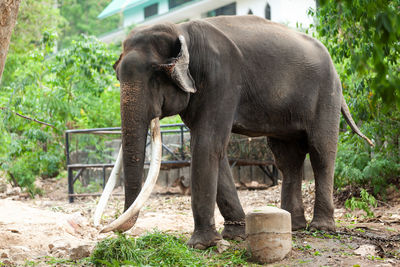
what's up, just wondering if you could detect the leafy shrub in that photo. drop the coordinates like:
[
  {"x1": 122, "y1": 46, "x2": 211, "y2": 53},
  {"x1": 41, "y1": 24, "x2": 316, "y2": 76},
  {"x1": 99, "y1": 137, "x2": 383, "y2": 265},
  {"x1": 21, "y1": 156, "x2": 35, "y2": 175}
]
[
  {"x1": 0, "y1": 31, "x2": 120, "y2": 194},
  {"x1": 334, "y1": 119, "x2": 400, "y2": 197},
  {"x1": 311, "y1": 1, "x2": 400, "y2": 197},
  {"x1": 345, "y1": 189, "x2": 377, "y2": 217}
]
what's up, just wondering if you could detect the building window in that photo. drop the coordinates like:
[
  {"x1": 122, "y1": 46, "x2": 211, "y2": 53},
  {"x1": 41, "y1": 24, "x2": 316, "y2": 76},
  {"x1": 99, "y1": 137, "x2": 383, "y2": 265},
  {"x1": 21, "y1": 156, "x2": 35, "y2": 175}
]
[
  {"x1": 265, "y1": 3, "x2": 271, "y2": 20},
  {"x1": 144, "y1": 3, "x2": 158, "y2": 18},
  {"x1": 169, "y1": 0, "x2": 193, "y2": 9},
  {"x1": 207, "y1": 2, "x2": 236, "y2": 17}
]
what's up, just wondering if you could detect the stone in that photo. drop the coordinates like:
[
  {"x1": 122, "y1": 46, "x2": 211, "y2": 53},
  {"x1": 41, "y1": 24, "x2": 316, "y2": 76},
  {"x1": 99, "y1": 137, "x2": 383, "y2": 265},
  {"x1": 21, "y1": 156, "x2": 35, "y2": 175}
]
[
  {"x1": 354, "y1": 244, "x2": 378, "y2": 257},
  {"x1": 49, "y1": 240, "x2": 71, "y2": 258},
  {"x1": 9, "y1": 246, "x2": 31, "y2": 262},
  {"x1": 49, "y1": 240, "x2": 70, "y2": 250},
  {"x1": 1, "y1": 250, "x2": 9, "y2": 258},
  {"x1": 246, "y1": 207, "x2": 292, "y2": 264},
  {"x1": 34, "y1": 179, "x2": 43, "y2": 190},
  {"x1": 69, "y1": 244, "x2": 92, "y2": 260},
  {"x1": 216, "y1": 240, "x2": 230, "y2": 253},
  {"x1": 49, "y1": 239, "x2": 93, "y2": 260},
  {"x1": 6, "y1": 185, "x2": 21, "y2": 196}
]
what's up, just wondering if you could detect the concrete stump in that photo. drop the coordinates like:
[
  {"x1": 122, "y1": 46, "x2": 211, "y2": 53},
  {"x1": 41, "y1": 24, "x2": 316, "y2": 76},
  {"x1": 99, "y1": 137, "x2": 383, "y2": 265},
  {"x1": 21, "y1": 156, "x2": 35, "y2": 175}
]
[{"x1": 246, "y1": 207, "x2": 292, "y2": 264}]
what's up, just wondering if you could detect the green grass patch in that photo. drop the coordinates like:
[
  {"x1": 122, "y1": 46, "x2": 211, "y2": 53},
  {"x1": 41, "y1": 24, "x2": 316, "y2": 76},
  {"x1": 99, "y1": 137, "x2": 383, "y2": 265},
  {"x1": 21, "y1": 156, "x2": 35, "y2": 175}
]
[{"x1": 90, "y1": 231, "x2": 249, "y2": 266}]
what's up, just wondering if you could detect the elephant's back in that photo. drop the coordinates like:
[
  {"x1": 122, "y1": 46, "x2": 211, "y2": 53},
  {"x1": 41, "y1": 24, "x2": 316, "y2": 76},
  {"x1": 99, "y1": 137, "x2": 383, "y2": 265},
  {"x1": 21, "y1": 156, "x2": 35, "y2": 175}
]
[
  {"x1": 203, "y1": 15, "x2": 329, "y2": 67},
  {"x1": 197, "y1": 16, "x2": 340, "y2": 134}
]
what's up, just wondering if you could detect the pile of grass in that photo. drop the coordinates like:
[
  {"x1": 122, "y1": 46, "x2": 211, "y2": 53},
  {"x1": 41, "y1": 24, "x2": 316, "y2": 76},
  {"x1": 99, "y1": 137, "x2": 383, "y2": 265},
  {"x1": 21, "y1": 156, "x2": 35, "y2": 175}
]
[{"x1": 90, "y1": 231, "x2": 249, "y2": 266}]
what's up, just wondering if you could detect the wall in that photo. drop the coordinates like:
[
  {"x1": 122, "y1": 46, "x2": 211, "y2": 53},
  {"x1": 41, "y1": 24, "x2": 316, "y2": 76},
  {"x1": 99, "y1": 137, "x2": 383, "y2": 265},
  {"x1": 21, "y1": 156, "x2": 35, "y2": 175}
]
[
  {"x1": 236, "y1": 0, "x2": 315, "y2": 28},
  {"x1": 124, "y1": 0, "x2": 315, "y2": 28},
  {"x1": 120, "y1": 0, "x2": 315, "y2": 31},
  {"x1": 123, "y1": 0, "x2": 170, "y2": 27}
]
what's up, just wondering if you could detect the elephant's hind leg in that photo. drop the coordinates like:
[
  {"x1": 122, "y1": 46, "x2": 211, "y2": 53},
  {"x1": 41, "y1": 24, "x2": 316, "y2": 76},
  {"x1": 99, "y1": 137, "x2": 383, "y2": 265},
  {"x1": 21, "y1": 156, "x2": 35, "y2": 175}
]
[
  {"x1": 217, "y1": 155, "x2": 246, "y2": 241},
  {"x1": 268, "y1": 138, "x2": 308, "y2": 230},
  {"x1": 308, "y1": 131, "x2": 338, "y2": 231}
]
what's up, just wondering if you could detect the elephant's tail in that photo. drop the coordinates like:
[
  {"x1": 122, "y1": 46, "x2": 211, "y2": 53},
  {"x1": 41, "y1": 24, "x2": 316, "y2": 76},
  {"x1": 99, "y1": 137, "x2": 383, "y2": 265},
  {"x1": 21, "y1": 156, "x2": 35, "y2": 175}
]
[{"x1": 341, "y1": 97, "x2": 374, "y2": 146}]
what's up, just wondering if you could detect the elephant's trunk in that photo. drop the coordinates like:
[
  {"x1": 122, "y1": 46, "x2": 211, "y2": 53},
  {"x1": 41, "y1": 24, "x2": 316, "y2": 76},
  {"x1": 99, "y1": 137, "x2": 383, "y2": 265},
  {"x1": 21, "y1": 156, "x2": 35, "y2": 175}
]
[
  {"x1": 100, "y1": 82, "x2": 162, "y2": 233},
  {"x1": 100, "y1": 118, "x2": 162, "y2": 233}
]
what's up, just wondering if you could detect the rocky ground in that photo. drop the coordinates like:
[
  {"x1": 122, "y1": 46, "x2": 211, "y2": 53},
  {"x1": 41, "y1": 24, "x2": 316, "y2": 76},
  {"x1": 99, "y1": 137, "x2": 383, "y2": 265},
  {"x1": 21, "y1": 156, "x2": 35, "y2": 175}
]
[{"x1": 0, "y1": 175, "x2": 399, "y2": 266}]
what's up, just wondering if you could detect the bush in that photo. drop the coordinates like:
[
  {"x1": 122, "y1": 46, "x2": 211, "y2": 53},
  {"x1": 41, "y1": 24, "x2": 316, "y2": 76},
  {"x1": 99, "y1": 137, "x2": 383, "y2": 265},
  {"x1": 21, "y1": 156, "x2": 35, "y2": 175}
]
[
  {"x1": 335, "y1": 120, "x2": 400, "y2": 197},
  {"x1": 345, "y1": 188, "x2": 377, "y2": 217},
  {"x1": 310, "y1": 1, "x2": 400, "y2": 197},
  {"x1": 0, "y1": 32, "x2": 120, "y2": 194}
]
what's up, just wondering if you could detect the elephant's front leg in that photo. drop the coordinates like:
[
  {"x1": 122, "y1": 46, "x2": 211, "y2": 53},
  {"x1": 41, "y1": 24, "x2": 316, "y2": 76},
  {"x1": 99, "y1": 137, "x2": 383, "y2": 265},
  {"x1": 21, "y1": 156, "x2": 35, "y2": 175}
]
[
  {"x1": 217, "y1": 155, "x2": 246, "y2": 240},
  {"x1": 187, "y1": 133, "x2": 224, "y2": 249}
]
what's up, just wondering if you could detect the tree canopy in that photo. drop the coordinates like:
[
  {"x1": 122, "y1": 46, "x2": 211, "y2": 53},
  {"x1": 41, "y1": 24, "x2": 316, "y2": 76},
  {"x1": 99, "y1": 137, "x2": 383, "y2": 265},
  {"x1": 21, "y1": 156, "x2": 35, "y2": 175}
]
[
  {"x1": 314, "y1": 0, "x2": 400, "y2": 111},
  {"x1": 9, "y1": 0, "x2": 66, "y2": 54},
  {"x1": 0, "y1": 0, "x2": 121, "y2": 193},
  {"x1": 313, "y1": 0, "x2": 400, "y2": 197},
  {"x1": 59, "y1": 0, "x2": 120, "y2": 48}
]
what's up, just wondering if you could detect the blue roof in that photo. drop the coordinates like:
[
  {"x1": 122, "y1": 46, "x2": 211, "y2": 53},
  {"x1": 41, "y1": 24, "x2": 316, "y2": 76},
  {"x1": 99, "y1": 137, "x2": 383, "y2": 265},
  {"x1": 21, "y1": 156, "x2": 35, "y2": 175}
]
[{"x1": 98, "y1": 0, "x2": 150, "y2": 19}]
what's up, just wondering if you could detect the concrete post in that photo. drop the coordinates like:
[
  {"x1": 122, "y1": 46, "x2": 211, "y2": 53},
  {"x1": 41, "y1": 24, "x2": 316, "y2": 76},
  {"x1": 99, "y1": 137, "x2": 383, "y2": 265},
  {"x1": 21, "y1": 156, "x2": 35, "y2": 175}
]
[{"x1": 246, "y1": 207, "x2": 292, "y2": 264}]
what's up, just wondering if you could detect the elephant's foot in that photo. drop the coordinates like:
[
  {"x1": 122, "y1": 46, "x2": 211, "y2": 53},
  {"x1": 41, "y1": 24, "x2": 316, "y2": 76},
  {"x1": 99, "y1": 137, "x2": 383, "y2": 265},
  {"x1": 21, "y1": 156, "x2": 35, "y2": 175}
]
[
  {"x1": 309, "y1": 217, "x2": 335, "y2": 232},
  {"x1": 187, "y1": 227, "x2": 222, "y2": 249},
  {"x1": 222, "y1": 223, "x2": 246, "y2": 241},
  {"x1": 291, "y1": 214, "x2": 307, "y2": 231}
]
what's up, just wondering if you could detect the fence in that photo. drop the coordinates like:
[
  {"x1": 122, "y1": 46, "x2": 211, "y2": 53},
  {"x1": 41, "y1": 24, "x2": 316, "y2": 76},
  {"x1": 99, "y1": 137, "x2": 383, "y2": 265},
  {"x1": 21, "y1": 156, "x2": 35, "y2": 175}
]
[{"x1": 65, "y1": 124, "x2": 278, "y2": 203}]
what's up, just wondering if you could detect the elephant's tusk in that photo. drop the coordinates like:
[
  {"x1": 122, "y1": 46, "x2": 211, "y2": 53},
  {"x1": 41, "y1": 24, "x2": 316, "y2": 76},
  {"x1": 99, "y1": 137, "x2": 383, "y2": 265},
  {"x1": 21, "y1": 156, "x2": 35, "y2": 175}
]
[
  {"x1": 93, "y1": 146, "x2": 123, "y2": 226},
  {"x1": 100, "y1": 117, "x2": 162, "y2": 233}
]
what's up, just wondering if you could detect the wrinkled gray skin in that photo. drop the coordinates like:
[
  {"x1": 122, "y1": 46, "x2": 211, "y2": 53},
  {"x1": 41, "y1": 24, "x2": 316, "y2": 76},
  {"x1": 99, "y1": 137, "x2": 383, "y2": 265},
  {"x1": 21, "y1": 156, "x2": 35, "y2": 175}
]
[{"x1": 114, "y1": 15, "x2": 370, "y2": 249}]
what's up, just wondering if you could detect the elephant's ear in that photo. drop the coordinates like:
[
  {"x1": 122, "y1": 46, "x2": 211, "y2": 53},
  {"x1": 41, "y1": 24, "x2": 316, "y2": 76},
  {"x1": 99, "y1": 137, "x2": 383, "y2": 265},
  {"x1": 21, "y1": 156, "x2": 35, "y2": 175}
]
[
  {"x1": 158, "y1": 35, "x2": 197, "y2": 93},
  {"x1": 113, "y1": 53, "x2": 123, "y2": 70}
]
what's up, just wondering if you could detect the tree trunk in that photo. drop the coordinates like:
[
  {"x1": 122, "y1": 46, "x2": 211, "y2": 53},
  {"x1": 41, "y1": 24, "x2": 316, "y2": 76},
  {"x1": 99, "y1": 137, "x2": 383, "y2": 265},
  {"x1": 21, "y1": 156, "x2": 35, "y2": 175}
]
[{"x1": 0, "y1": 0, "x2": 21, "y2": 83}]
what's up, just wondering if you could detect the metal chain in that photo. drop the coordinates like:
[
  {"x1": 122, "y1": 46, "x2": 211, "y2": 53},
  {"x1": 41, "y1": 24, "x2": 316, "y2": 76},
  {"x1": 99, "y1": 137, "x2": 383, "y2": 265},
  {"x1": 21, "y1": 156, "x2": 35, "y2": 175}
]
[
  {"x1": 334, "y1": 230, "x2": 400, "y2": 243},
  {"x1": 224, "y1": 220, "x2": 246, "y2": 226},
  {"x1": 293, "y1": 230, "x2": 400, "y2": 243}
]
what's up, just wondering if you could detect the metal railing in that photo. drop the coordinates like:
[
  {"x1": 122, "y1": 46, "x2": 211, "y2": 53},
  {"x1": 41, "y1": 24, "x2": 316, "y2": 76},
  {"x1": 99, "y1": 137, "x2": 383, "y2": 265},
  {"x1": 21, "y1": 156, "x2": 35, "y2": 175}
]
[
  {"x1": 65, "y1": 124, "x2": 189, "y2": 202},
  {"x1": 65, "y1": 124, "x2": 278, "y2": 203}
]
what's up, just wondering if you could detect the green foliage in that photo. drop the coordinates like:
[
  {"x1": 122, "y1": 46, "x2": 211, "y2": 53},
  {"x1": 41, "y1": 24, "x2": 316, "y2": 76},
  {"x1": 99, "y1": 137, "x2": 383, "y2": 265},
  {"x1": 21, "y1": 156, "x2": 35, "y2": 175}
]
[
  {"x1": 334, "y1": 126, "x2": 400, "y2": 196},
  {"x1": 0, "y1": 32, "x2": 120, "y2": 193},
  {"x1": 74, "y1": 180, "x2": 103, "y2": 194},
  {"x1": 2, "y1": 0, "x2": 66, "y2": 86},
  {"x1": 312, "y1": 0, "x2": 400, "y2": 109},
  {"x1": 9, "y1": 0, "x2": 66, "y2": 54},
  {"x1": 59, "y1": 0, "x2": 120, "y2": 48},
  {"x1": 90, "y1": 231, "x2": 249, "y2": 266},
  {"x1": 345, "y1": 189, "x2": 377, "y2": 217},
  {"x1": 311, "y1": 0, "x2": 400, "y2": 197}
]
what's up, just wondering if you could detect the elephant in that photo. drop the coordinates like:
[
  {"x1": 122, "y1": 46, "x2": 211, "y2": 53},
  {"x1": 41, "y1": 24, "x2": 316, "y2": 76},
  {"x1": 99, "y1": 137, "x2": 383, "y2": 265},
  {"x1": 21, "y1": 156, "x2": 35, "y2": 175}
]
[{"x1": 98, "y1": 15, "x2": 373, "y2": 249}]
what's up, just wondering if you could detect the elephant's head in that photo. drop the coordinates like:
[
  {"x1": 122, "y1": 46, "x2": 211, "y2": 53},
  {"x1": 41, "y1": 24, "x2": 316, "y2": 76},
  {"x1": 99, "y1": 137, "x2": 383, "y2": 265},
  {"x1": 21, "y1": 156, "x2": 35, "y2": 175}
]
[{"x1": 100, "y1": 25, "x2": 196, "y2": 233}]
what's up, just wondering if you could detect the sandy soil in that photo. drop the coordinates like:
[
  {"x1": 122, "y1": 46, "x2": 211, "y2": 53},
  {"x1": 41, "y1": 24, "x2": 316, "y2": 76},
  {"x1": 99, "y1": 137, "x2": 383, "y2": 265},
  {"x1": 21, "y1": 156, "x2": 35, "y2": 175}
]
[{"x1": 0, "y1": 177, "x2": 399, "y2": 266}]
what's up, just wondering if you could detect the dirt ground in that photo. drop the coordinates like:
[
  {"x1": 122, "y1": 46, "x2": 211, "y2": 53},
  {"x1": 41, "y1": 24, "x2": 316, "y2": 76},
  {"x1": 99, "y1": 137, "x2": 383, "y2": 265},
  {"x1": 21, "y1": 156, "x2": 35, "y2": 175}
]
[{"x1": 0, "y1": 176, "x2": 399, "y2": 266}]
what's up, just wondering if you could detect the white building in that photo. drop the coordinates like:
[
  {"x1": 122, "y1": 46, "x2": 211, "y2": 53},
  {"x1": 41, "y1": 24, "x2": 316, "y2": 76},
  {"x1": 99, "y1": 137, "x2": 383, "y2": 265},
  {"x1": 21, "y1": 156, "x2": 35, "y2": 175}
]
[{"x1": 98, "y1": 0, "x2": 316, "y2": 43}]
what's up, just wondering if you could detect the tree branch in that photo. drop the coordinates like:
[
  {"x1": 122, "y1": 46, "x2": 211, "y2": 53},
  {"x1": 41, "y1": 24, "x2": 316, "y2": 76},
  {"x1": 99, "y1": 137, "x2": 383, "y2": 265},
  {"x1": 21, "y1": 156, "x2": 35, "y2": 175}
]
[{"x1": 0, "y1": 107, "x2": 55, "y2": 128}]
